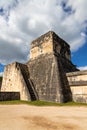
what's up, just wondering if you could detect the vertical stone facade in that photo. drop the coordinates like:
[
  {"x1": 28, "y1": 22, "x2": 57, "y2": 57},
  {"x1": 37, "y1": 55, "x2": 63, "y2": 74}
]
[
  {"x1": 30, "y1": 32, "x2": 53, "y2": 59},
  {"x1": 28, "y1": 53, "x2": 72, "y2": 102},
  {"x1": 1, "y1": 63, "x2": 31, "y2": 100},
  {"x1": 66, "y1": 71, "x2": 87, "y2": 103}
]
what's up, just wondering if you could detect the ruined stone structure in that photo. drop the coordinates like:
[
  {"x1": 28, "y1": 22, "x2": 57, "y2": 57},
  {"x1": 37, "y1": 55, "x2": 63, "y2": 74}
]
[
  {"x1": 66, "y1": 71, "x2": 87, "y2": 102},
  {"x1": 1, "y1": 31, "x2": 87, "y2": 103}
]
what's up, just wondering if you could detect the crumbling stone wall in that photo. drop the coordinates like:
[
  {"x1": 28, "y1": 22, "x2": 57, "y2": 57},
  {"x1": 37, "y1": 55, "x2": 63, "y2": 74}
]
[
  {"x1": 66, "y1": 71, "x2": 87, "y2": 103},
  {"x1": 52, "y1": 32, "x2": 71, "y2": 61},
  {"x1": 27, "y1": 53, "x2": 72, "y2": 102},
  {"x1": 0, "y1": 92, "x2": 20, "y2": 101},
  {"x1": 30, "y1": 31, "x2": 71, "y2": 61},
  {"x1": 30, "y1": 31, "x2": 53, "y2": 59},
  {"x1": 1, "y1": 62, "x2": 31, "y2": 100}
]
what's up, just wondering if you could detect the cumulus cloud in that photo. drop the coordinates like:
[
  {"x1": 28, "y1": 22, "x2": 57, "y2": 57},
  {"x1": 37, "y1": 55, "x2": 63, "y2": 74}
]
[
  {"x1": 78, "y1": 66, "x2": 87, "y2": 70},
  {"x1": 0, "y1": 0, "x2": 87, "y2": 64}
]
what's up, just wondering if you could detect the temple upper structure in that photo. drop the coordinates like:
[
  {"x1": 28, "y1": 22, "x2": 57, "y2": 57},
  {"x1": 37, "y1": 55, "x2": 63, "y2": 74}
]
[{"x1": 30, "y1": 31, "x2": 71, "y2": 61}]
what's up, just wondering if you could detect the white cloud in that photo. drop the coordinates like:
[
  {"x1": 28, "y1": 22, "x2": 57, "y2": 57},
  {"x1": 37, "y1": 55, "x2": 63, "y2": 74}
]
[
  {"x1": 0, "y1": 0, "x2": 87, "y2": 64},
  {"x1": 0, "y1": 0, "x2": 16, "y2": 7},
  {"x1": 68, "y1": 0, "x2": 87, "y2": 22},
  {"x1": 78, "y1": 66, "x2": 87, "y2": 71}
]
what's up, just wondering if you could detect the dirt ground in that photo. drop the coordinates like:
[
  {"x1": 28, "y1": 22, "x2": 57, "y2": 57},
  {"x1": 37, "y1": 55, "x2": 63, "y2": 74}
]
[{"x1": 0, "y1": 105, "x2": 87, "y2": 130}]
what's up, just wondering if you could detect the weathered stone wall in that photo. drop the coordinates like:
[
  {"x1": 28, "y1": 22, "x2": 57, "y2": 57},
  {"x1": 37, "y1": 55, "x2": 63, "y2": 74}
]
[
  {"x1": 27, "y1": 53, "x2": 72, "y2": 102},
  {"x1": 53, "y1": 32, "x2": 71, "y2": 61},
  {"x1": 30, "y1": 31, "x2": 71, "y2": 61},
  {"x1": 30, "y1": 31, "x2": 53, "y2": 59},
  {"x1": 0, "y1": 92, "x2": 20, "y2": 101},
  {"x1": 28, "y1": 54, "x2": 59, "y2": 102},
  {"x1": 18, "y1": 63, "x2": 39, "y2": 101},
  {"x1": 1, "y1": 62, "x2": 30, "y2": 101},
  {"x1": 66, "y1": 71, "x2": 87, "y2": 103},
  {"x1": 60, "y1": 56, "x2": 78, "y2": 73}
]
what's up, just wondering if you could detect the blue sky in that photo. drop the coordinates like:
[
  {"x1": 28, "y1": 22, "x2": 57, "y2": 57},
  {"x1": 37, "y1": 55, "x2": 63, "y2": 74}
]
[
  {"x1": 0, "y1": 0, "x2": 87, "y2": 75},
  {"x1": 72, "y1": 42, "x2": 87, "y2": 70},
  {"x1": 0, "y1": 64, "x2": 4, "y2": 72}
]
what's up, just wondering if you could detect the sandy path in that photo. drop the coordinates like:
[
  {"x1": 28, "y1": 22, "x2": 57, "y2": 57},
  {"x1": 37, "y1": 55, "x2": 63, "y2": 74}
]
[{"x1": 0, "y1": 105, "x2": 87, "y2": 130}]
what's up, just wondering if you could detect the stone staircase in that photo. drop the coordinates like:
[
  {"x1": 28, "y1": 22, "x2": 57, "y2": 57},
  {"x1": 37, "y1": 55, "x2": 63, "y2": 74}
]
[{"x1": 19, "y1": 64, "x2": 38, "y2": 101}]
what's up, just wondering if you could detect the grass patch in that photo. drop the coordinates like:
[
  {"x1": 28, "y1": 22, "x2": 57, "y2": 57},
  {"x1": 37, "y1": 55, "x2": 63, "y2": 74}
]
[
  {"x1": 0, "y1": 100, "x2": 87, "y2": 106},
  {"x1": 0, "y1": 100, "x2": 60, "y2": 106}
]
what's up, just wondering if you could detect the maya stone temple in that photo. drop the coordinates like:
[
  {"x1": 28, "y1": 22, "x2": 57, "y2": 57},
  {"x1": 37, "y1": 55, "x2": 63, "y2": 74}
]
[{"x1": 1, "y1": 31, "x2": 87, "y2": 103}]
